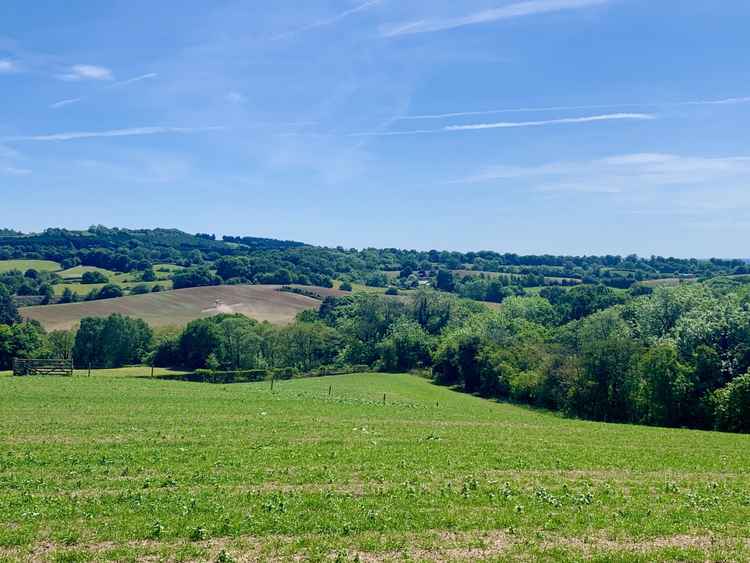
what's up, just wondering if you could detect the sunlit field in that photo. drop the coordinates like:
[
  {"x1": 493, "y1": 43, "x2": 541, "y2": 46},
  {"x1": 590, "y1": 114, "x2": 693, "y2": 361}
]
[{"x1": 1, "y1": 372, "x2": 749, "y2": 561}]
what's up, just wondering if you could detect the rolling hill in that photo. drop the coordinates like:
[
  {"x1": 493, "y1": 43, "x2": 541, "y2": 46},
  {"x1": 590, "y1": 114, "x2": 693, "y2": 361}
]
[
  {"x1": 1, "y1": 372, "x2": 748, "y2": 560},
  {"x1": 20, "y1": 284, "x2": 347, "y2": 330}
]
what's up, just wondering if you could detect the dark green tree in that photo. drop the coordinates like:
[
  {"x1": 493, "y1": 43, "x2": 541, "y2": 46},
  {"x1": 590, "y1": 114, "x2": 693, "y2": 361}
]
[{"x1": 0, "y1": 285, "x2": 20, "y2": 325}]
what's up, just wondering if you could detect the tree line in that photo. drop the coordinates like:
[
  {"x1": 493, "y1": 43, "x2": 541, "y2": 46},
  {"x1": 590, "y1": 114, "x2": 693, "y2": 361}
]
[
  {"x1": 2, "y1": 227, "x2": 748, "y2": 297},
  {"x1": 3, "y1": 278, "x2": 750, "y2": 433}
]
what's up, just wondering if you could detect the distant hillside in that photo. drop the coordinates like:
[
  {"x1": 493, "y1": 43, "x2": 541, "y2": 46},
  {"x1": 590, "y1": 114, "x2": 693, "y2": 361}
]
[
  {"x1": 2, "y1": 225, "x2": 749, "y2": 306},
  {"x1": 20, "y1": 284, "x2": 347, "y2": 330},
  {"x1": 221, "y1": 234, "x2": 306, "y2": 251},
  {"x1": 0, "y1": 227, "x2": 305, "y2": 255}
]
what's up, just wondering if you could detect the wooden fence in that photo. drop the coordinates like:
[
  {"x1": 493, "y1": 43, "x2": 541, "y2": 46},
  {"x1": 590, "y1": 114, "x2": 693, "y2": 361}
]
[{"x1": 13, "y1": 358, "x2": 74, "y2": 377}]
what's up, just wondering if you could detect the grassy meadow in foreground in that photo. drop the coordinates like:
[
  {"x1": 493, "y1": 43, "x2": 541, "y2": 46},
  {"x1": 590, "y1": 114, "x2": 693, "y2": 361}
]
[{"x1": 1, "y1": 373, "x2": 749, "y2": 562}]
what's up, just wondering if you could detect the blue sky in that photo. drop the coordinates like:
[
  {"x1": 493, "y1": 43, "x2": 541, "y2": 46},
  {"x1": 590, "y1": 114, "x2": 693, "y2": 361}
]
[{"x1": 1, "y1": 0, "x2": 749, "y2": 257}]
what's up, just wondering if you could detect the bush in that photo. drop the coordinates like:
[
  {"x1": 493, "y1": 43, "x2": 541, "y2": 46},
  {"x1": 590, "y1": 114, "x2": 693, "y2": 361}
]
[
  {"x1": 152, "y1": 337, "x2": 181, "y2": 367},
  {"x1": 339, "y1": 281, "x2": 353, "y2": 292},
  {"x1": 378, "y1": 319, "x2": 432, "y2": 372},
  {"x1": 191, "y1": 368, "x2": 284, "y2": 383},
  {"x1": 713, "y1": 373, "x2": 750, "y2": 433},
  {"x1": 97, "y1": 284, "x2": 124, "y2": 300},
  {"x1": 82, "y1": 271, "x2": 109, "y2": 284},
  {"x1": 59, "y1": 287, "x2": 79, "y2": 304},
  {"x1": 172, "y1": 267, "x2": 221, "y2": 290},
  {"x1": 130, "y1": 284, "x2": 151, "y2": 295}
]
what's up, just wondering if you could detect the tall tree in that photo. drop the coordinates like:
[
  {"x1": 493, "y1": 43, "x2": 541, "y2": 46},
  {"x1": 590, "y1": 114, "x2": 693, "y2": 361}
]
[{"x1": 0, "y1": 285, "x2": 20, "y2": 326}]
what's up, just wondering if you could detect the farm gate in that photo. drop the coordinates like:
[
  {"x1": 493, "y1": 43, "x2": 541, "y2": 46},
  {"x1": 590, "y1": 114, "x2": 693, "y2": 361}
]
[{"x1": 12, "y1": 358, "x2": 74, "y2": 377}]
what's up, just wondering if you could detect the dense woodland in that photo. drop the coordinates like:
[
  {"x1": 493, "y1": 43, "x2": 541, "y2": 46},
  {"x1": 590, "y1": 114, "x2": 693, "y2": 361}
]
[{"x1": 1, "y1": 227, "x2": 749, "y2": 305}]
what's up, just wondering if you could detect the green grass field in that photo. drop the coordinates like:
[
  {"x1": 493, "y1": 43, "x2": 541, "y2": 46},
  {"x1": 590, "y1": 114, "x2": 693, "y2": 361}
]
[
  {"x1": 153, "y1": 263, "x2": 186, "y2": 273},
  {"x1": 1, "y1": 373, "x2": 749, "y2": 561},
  {"x1": 0, "y1": 259, "x2": 61, "y2": 273},
  {"x1": 57, "y1": 266, "x2": 120, "y2": 280},
  {"x1": 52, "y1": 280, "x2": 173, "y2": 297},
  {"x1": 50, "y1": 265, "x2": 176, "y2": 296}
]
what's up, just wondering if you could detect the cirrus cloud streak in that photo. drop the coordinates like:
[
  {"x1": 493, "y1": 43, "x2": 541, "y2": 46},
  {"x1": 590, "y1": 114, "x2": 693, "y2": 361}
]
[
  {"x1": 380, "y1": 0, "x2": 610, "y2": 37},
  {"x1": 3, "y1": 126, "x2": 225, "y2": 143},
  {"x1": 347, "y1": 113, "x2": 655, "y2": 137}
]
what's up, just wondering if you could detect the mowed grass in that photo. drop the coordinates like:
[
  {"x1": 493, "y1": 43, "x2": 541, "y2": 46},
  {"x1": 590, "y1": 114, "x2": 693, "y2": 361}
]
[
  {"x1": 0, "y1": 260, "x2": 61, "y2": 273},
  {"x1": 1, "y1": 374, "x2": 749, "y2": 561},
  {"x1": 52, "y1": 280, "x2": 173, "y2": 297},
  {"x1": 57, "y1": 266, "x2": 120, "y2": 281}
]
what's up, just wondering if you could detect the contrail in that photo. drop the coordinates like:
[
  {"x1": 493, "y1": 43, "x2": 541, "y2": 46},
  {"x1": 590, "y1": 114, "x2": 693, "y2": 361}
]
[
  {"x1": 273, "y1": 0, "x2": 381, "y2": 39},
  {"x1": 50, "y1": 97, "x2": 83, "y2": 109},
  {"x1": 446, "y1": 113, "x2": 655, "y2": 131},
  {"x1": 107, "y1": 72, "x2": 158, "y2": 88},
  {"x1": 397, "y1": 96, "x2": 750, "y2": 121},
  {"x1": 4, "y1": 126, "x2": 225, "y2": 142},
  {"x1": 347, "y1": 113, "x2": 655, "y2": 137}
]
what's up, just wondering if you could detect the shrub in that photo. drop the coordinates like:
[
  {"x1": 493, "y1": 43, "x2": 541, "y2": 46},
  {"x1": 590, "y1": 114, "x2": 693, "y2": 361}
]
[
  {"x1": 172, "y1": 267, "x2": 221, "y2": 290},
  {"x1": 82, "y1": 271, "x2": 109, "y2": 284},
  {"x1": 713, "y1": 373, "x2": 750, "y2": 433},
  {"x1": 97, "y1": 284, "x2": 124, "y2": 300},
  {"x1": 130, "y1": 284, "x2": 151, "y2": 295}
]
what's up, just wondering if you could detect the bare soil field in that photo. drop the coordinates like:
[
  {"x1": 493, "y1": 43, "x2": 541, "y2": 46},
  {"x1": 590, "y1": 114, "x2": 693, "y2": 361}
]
[{"x1": 20, "y1": 285, "x2": 347, "y2": 330}]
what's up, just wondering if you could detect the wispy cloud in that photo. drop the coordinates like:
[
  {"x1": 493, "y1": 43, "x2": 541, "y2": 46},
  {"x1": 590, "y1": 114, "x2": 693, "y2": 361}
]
[
  {"x1": 4, "y1": 126, "x2": 225, "y2": 143},
  {"x1": 50, "y1": 97, "x2": 83, "y2": 109},
  {"x1": 398, "y1": 96, "x2": 750, "y2": 121},
  {"x1": 58, "y1": 64, "x2": 113, "y2": 81},
  {"x1": 682, "y1": 96, "x2": 750, "y2": 106},
  {"x1": 452, "y1": 153, "x2": 750, "y2": 205},
  {"x1": 50, "y1": 72, "x2": 157, "y2": 109},
  {"x1": 107, "y1": 72, "x2": 158, "y2": 88},
  {"x1": 347, "y1": 113, "x2": 654, "y2": 137},
  {"x1": 0, "y1": 144, "x2": 31, "y2": 175},
  {"x1": 445, "y1": 113, "x2": 654, "y2": 131},
  {"x1": 273, "y1": 0, "x2": 382, "y2": 39},
  {"x1": 380, "y1": 0, "x2": 609, "y2": 37},
  {"x1": 0, "y1": 59, "x2": 17, "y2": 73}
]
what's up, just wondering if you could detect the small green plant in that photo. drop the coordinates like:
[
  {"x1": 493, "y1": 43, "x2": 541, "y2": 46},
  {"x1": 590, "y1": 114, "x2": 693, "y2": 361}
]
[
  {"x1": 189, "y1": 526, "x2": 207, "y2": 541},
  {"x1": 148, "y1": 521, "x2": 164, "y2": 539},
  {"x1": 216, "y1": 550, "x2": 235, "y2": 563}
]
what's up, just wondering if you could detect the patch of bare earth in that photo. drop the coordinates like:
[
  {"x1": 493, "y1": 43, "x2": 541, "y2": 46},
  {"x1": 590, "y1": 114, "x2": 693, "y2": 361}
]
[
  {"x1": 2, "y1": 531, "x2": 746, "y2": 562},
  {"x1": 20, "y1": 284, "x2": 348, "y2": 330}
]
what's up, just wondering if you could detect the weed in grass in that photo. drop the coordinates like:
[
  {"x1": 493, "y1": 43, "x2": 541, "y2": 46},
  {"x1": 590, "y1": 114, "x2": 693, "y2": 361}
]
[
  {"x1": 215, "y1": 549, "x2": 236, "y2": 562},
  {"x1": 189, "y1": 526, "x2": 208, "y2": 541}
]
